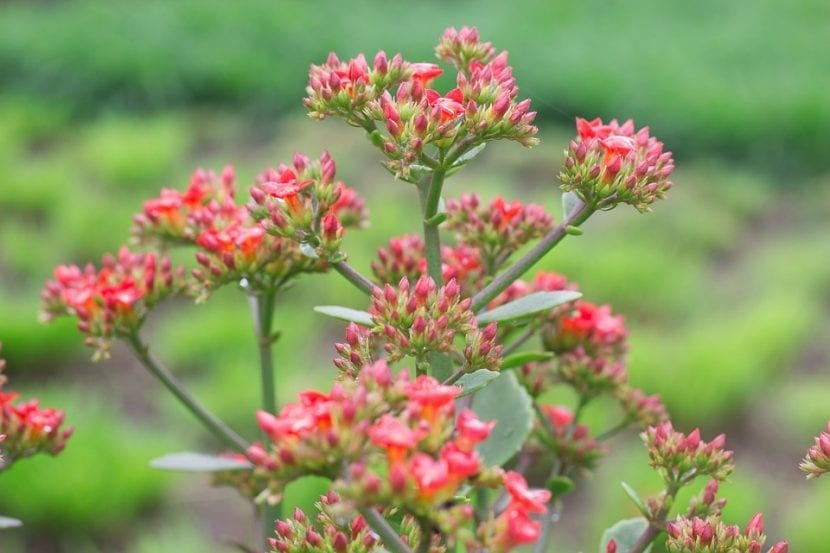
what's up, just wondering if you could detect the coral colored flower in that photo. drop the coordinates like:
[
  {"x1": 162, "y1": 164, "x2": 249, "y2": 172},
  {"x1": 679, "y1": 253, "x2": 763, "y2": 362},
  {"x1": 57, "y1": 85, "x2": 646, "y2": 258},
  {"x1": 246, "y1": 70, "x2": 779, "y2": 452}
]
[
  {"x1": 404, "y1": 375, "x2": 462, "y2": 418},
  {"x1": 505, "y1": 507, "x2": 542, "y2": 544},
  {"x1": 541, "y1": 405, "x2": 574, "y2": 429},
  {"x1": 409, "y1": 453, "x2": 450, "y2": 499},
  {"x1": 369, "y1": 415, "x2": 423, "y2": 463},
  {"x1": 456, "y1": 409, "x2": 495, "y2": 449},
  {"x1": 410, "y1": 62, "x2": 444, "y2": 85},
  {"x1": 504, "y1": 471, "x2": 551, "y2": 513}
]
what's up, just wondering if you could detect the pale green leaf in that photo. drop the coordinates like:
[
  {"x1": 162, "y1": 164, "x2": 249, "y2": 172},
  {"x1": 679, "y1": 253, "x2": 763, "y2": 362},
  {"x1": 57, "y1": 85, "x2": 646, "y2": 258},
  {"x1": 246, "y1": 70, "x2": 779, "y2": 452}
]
[
  {"x1": 599, "y1": 517, "x2": 651, "y2": 553},
  {"x1": 456, "y1": 369, "x2": 500, "y2": 397},
  {"x1": 477, "y1": 291, "x2": 581, "y2": 324},
  {"x1": 471, "y1": 371, "x2": 534, "y2": 467},
  {"x1": 150, "y1": 452, "x2": 252, "y2": 472},
  {"x1": 314, "y1": 305, "x2": 374, "y2": 326}
]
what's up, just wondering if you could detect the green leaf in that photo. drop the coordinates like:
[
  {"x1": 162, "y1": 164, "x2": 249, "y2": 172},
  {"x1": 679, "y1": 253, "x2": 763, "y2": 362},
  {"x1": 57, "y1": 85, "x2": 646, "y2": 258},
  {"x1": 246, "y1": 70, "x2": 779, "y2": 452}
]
[
  {"x1": 599, "y1": 518, "x2": 651, "y2": 553},
  {"x1": 451, "y1": 143, "x2": 487, "y2": 167},
  {"x1": 476, "y1": 291, "x2": 582, "y2": 324},
  {"x1": 471, "y1": 371, "x2": 534, "y2": 467},
  {"x1": 428, "y1": 351, "x2": 454, "y2": 381},
  {"x1": 313, "y1": 305, "x2": 374, "y2": 326},
  {"x1": 150, "y1": 452, "x2": 252, "y2": 472},
  {"x1": 562, "y1": 190, "x2": 580, "y2": 217},
  {"x1": 501, "y1": 351, "x2": 554, "y2": 370},
  {"x1": 621, "y1": 482, "x2": 650, "y2": 518},
  {"x1": 0, "y1": 516, "x2": 22, "y2": 529},
  {"x1": 547, "y1": 475, "x2": 575, "y2": 496},
  {"x1": 456, "y1": 369, "x2": 500, "y2": 397}
]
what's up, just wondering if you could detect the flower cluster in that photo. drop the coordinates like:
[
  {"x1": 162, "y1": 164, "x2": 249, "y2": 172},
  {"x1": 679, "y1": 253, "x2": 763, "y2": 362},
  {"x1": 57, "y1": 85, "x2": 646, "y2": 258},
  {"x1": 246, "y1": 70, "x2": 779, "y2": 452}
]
[
  {"x1": 534, "y1": 404, "x2": 603, "y2": 470},
  {"x1": 40, "y1": 247, "x2": 187, "y2": 358},
  {"x1": 269, "y1": 493, "x2": 414, "y2": 553},
  {"x1": 559, "y1": 117, "x2": 675, "y2": 212},
  {"x1": 800, "y1": 421, "x2": 830, "y2": 479},
  {"x1": 541, "y1": 300, "x2": 629, "y2": 398},
  {"x1": 370, "y1": 234, "x2": 484, "y2": 292},
  {"x1": 435, "y1": 26, "x2": 496, "y2": 73},
  {"x1": 244, "y1": 360, "x2": 540, "y2": 547},
  {"x1": 363, "y1": 277, "x2": 501, "y2": 372},
  {"x1": 305, "y1": 28, "x2": 537, "y2": 180},
  {"x1": 642, "y1": 423, "x2": 734, "y2": 484},
  {"x1": 666, "y1": 513, "x2": 787, "y2": 553},
  {"x1": 685, "y1": 480, "x2": 727, "y2": 519},
  {"x1": 479, "y1": 472, "x2": 551, "y2": 552},
  {"x1": 248, "y1": 151, "x2": 368, "y2": 260},
  {"x1": 444, "y1": 194, "x2": 553, "y2": 272},
  {"x1": 0, "y1": 347, "x2": 72, "y2": 469},
  {"x1": 132, "y1": 166, "x2": 236, "y2": 245},
  {"x1": 304, "y1": 51, "x2": 410, "y2": 122}
]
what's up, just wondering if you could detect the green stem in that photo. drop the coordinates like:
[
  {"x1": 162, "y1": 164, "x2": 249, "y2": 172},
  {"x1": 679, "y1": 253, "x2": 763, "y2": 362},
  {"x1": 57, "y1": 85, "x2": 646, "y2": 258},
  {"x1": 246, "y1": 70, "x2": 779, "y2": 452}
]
[
  {"x1": 418, "y1": 169, "x2": 446, "y2": 285},
  {"x1": 471, "y1": 199, "x2": 594, "y2": 312},
  {"x1": 333, "y1": 260, "x2": 376, "y2": 295},
  {"x1": 501, "y1": 326, "x2": 537, "y2": 356},
  {"x1": 125, "y1": 332, "x2": 248, "y2": 452},
  {"x1": 628, "y1": 479, "x2": 685, "y2": 553},
  {"x1": 248, "y1": 291, "x2": 283, "y2": 544},
  {"x1": 358, "y1": 507, "x2": 413, "y2": 553}
]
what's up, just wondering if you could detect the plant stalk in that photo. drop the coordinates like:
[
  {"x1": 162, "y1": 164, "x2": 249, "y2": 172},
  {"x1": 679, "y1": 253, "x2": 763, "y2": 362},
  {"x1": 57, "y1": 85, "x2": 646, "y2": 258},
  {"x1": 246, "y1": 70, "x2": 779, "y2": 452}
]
[
  {"x1": 418, "y1": 168, "x2": 446, "y2": 285},
  {"x1": 358, "y1": 506, "x2": 413, "y2": 553},
  {"x1": 248, "y1": 291, "x2": 283, "y2": 544},
  {"x1": 125, "y1": 332, "x2": 248, "y2": 452},
  {"x1": 333, "y1": 260, "x2": 376, "y2": 295},
  {"x1": 471, "y1": 199, "x2": 594, "y2": 312}
]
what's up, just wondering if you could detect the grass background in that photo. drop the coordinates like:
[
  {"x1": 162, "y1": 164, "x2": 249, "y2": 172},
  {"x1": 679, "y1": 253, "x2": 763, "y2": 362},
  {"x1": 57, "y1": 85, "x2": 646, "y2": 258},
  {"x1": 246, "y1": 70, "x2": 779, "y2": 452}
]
[{"x1": 0, "y1": 0, "x2": 828, "y2": 551}]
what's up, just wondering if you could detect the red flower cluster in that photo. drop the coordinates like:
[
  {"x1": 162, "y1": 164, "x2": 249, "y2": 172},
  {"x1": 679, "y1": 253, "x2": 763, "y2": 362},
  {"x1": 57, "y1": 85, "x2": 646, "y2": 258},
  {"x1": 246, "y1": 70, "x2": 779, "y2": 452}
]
[
  {"x1": 666, "y1": 513, "x2": 787, "y2": 553},
  {"x1": 132, "y1": 166, "x2": 236, "y2": 245},
  {"x1": 248, "y1": 151, "x2": 367, "y2": 260},
  {"x1": 537, "y1": 404, "x2": 603, "y2": 469},
  {"x1": 642, "y1": 422, "x2": 734, "y2": 484},
  {"x1": 371, "y1": 234, "x2": 484, "y2": 292},
  {"x1": 0, "y1": 347, "x2": 72, "y2": 469},
  {"x1": 435, "y1": 26, "x2": 496, "y2": 72},
  {"x1": 800, "y1": 420, "x2": 830, "y2": 479},
  {"x1": 361, "y1": 276, "x2": 502, "y2": 373},
  {"x1": 40, "y1": 247, "x2": 186, "y2": 358},
  {"x1": 269, "y1": 493, "x2": 395, "y2": 553},
  {"x1": 305, "y1": 28, "x2": 537, "y2": 181},
  {"x1": 244, "y1": 360, "x2": 516, "y2": 544},
  {"x1": 560, "y1": 117, "x2": 674, "y2": 212},
  {"x1": 480, "y1": 471, "x2": 551, "y2": 552},
  {"x1": 444, "y1": 194, "x2": 553, "y2": 272},
  {"x1": 541, "y1": 300, "x2": 629, "y2": 397},
  {"x1": 304, "y1": 51, "x2": 410, "y2": 121}
]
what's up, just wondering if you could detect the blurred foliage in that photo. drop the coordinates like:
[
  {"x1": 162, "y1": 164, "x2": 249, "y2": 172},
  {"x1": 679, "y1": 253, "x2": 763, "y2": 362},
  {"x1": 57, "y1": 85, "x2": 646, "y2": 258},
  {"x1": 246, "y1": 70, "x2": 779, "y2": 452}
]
[
  {"x1": 0, "y1": 0, "x2": 829, "y2": 173},
  {"x1": 0, "y1": 0, "x2": 828, "y2": 551}
]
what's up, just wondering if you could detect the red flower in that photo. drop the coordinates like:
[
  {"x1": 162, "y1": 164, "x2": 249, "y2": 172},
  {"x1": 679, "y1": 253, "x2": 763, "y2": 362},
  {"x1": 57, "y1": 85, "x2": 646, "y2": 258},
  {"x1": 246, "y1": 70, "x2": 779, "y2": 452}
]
[
  {"x1": 410, "y1": 62, "x2": 443, "y2": 85},
  {"x1": 409, "y1": 452, "x2": 450, "y2": 499},
  {"x1": 505, "y1": 506, "x2": 542, "y2": 544},
  {"x1": 456, "y1": 409, "x2": 495, "y2": 450},
  {"x1": 369, "y1": 415, "x2": 423, "y2": 463},
  {"x1": 504, "y1": 471, "x2": 551, "y2": 513},
  {"x1": 404, "y1": 376, "x2": 461, "y2": 421}
]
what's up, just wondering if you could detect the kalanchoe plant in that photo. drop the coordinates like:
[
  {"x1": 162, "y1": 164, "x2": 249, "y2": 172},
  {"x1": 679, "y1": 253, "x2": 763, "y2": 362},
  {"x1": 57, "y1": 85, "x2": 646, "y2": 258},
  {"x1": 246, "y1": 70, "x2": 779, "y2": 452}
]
[{"x1": 36, "y1": 26, "x2": 798, "y2": 553}]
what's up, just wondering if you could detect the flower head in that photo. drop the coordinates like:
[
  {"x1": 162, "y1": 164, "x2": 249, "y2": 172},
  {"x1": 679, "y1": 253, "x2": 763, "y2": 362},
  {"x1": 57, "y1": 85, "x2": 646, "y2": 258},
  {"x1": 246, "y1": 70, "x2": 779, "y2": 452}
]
[
  {"x1": 560, "y1": 117, "x2": 674, "y2": 212},
  {"x1": 800, "y1": 420, "x2": 830, "y2": 479},
  {"x1": 41, "y1": 247, "x2": 187, "y2": 358}
]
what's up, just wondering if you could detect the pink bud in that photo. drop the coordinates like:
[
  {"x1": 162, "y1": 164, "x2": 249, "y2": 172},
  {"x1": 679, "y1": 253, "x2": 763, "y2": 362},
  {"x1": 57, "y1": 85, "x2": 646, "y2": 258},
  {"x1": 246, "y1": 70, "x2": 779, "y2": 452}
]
[
  {"x1": 819, "y1": 433, "x2": 830, "y2": 456},
  {"x1": 275, "y1": 520, "x2": 293, "y2": 538},
  {"x1": 374, "y1": 50, "x2": 388, "y2": 73},
  {"x1": 745, "y1": 513, "x2": 764, "y2": 536},
  {"x1": 606, "y1": 539, "x2": 617, "y2": 553},
  {"x1": 306, "y1": 529, "x2": 323, "y2": 547},
  {"x1": 770, "y1": 541, "x2": 788, "y2": 553}
]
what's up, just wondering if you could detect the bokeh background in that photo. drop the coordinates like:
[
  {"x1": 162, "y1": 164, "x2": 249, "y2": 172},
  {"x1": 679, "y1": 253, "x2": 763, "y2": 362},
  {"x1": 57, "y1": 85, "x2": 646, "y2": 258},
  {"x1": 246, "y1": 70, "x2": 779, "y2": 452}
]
[{"x1": 1, "y1": 1, "x2": 829, "y2": 551}]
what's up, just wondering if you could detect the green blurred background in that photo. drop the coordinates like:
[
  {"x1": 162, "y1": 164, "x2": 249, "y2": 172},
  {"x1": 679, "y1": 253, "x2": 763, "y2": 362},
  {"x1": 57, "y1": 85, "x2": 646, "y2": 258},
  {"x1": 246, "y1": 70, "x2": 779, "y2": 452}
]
[{"x1": 1, "y1": 0, "x2": 828, "y2": 551}]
